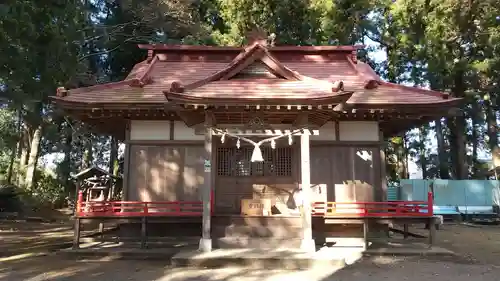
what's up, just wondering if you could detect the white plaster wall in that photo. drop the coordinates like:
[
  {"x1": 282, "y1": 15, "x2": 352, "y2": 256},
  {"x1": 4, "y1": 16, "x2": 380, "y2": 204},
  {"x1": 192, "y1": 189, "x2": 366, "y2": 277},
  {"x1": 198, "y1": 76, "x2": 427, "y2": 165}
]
[
  {"x1": 310, "y1": 121, "x2": 336, "y2": 141},
  {"x1": 130, "y1": 120, "x2": 379, "y2": 142},
  {"x1": 174, "y1": 121, "x2": 204, "y2": 140},
  {"x1": 338, "y1": 121, "x2": 379, "y2": 141},
  {"x1": 129, "y1": 120, "x2": 202, "y2": 141},
  {"x1": 129, "y1": 120, "x2": 170, "y2": 141}
]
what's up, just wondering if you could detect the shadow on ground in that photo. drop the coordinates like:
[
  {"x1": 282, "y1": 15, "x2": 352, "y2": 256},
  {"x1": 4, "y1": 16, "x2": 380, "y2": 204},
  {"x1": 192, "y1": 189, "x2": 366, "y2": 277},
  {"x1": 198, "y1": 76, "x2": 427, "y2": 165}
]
[
  {"x1": 1, "y1": 223, "x2": 500, "y2": 280},
  {"x1": 1, "y1": 253, "x2": 499, "y2": 281}
]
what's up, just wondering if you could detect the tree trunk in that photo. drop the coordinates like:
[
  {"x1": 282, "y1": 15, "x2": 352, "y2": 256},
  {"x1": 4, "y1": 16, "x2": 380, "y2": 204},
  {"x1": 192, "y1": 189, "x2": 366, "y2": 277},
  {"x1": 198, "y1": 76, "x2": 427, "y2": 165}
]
[
  {"x1": 108, "y1": 136, "x2": 118, "y2": 200},
  {"x1": 486, "y1": 104, "x2": 498, "y2": 152},
  {"x1": 448, "y1": 67, "x2": 468, "y2": 179},
  {"x1": 455, "y1": 112, "x2": 468, "y2": 179},
  {"x1": 24, "y1": 125, "x2": 42, "y2": 190},
  {"x1": 434, "y1": 119, "x2": 449, "y2": 179},
  {"x1": 17, "y1": 126, "x2": 31, "y2": 187},
  {"x1": 448, "y1": 115, "x2": 468, "y2": 179},
  {"x1": 471, "y1": 109, "x2": 479, "y2": 177},
  {"x1": 6, "y1": 110, "x2": 22, "y2": 184},
  {"x1": 403, "y1": 134, "x2": 409, "y2": 179},
  {"x1": 61, "y1": 122, "x2": 73, "y2": 195},
  {"x1": 82, "y1": 133, "x2": 93, "y2": 169},
  {"x1": 394, "y1": 137, "x2": 406, "y2": 180},
  {"x1": 419, "y1": 127, "x2": 427, "y2": 179},
  {"x1": 109, "y1": 136, "x2": 118, "y2": 175}
]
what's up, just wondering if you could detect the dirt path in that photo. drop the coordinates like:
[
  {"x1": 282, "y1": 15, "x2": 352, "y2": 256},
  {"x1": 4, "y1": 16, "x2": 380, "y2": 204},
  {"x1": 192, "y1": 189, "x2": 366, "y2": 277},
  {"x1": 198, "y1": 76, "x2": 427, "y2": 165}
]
[
  {"x1": 0, "y1": 220, "x2": 74, "y2": 256},
  {"x1": 410, "y1": 223, "x2": 500, "y2": 265},
  {"x1": 1, "y1": 222, "x2": 500, "y2": 280},
  {"x1": 438, "y1": 224, "x2": 500, "y2": 265},
  {"x1": 0, "y1": 256, "x2": 498, "y2": 281}
]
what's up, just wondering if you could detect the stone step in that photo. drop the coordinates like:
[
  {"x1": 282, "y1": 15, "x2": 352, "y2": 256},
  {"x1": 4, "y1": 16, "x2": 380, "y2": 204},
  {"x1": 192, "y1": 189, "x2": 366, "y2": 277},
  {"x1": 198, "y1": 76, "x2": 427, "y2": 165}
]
[
  {"x1": 215, "y1": 237, "x2": 304, "y2": 249},
  {"x1": 171, "y1": 248, "x2": 347, "y2": 270},
  {"x1": 218, "y1": 225, "x2": 302, "y2": 238}
]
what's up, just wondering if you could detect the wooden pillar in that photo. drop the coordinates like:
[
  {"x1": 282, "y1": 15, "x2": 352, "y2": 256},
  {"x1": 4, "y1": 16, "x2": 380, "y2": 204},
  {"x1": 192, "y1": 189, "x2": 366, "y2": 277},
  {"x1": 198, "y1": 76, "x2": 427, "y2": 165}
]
[
  {"x1": 300, "y1": 132, "x2": 315, "y2": 252},
  {"x1": 141, "y1": 216, "x2": 147, "y2": 249},
  {"x1": 98, "y1": 222, "x2": 104, "y2": 241},
  {"x1": 122, "y1": 121, "x2": 131, "y2": 201},
  {"x1": 73, "y1": 218, "x2": 81, "y2": 249},
  {"x1": 379, "y1": 132, "x2": 387, "y2": 202},
  {"x1": 199, "y1": 114, "x2": 213, "y2": 252},
  {"x1": 428, "y1": 217, "x2": 435, "y2": 248},
  {"x1": 363, "y1": 218, "x2": 369, "y2": 250},
  {"x1": 403, "y1": 224, "x2": 409, "y2": 239}
]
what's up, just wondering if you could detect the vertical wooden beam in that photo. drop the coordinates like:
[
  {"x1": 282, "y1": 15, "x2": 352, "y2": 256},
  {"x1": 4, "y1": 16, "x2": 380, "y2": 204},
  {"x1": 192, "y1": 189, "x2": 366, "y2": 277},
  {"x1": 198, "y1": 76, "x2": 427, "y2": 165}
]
[
  {"x1": 141, "y1": 216, "x2": 147, "y2": 249},
  {"x1": 122, "y1": 121, "x2": 131, "y2": 201},
  {"x1": 199, "y1": 112, "x2": 213, "y2": 252},
  {"x1": 300, "y1": 128, "x2": 315, "y2": 252},
  {"x1": 72, "y1": 218, "x2": 80, "y2": 249},
  {"x1": 428, "y1": 217, "x2": 435, "y2": 248},
  {"x1": 169, "y1": 120, "x2": 175, "y2": 140},
  {"x1": 379, "y1": 131, "x2": 387, "y2": 202},
  {"x1": 98, "y1": 221, "x2": 104, "y2": 241},
  {"x1": 363, "y1": 218, "x2": 369, "y2": 250},
  {"x1": 334, "y1": 121, "x2": 340, "y2": 141},
  {"x1": 211, "y1": 133, "x2": 217, "y2": 214}
]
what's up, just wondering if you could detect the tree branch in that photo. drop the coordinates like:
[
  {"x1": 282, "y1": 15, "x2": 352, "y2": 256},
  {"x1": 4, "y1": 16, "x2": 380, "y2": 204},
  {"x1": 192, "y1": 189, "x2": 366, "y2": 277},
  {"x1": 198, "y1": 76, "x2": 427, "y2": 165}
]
[{"x1": 77, "y1": 38, "x2": 136, "y2": 61}]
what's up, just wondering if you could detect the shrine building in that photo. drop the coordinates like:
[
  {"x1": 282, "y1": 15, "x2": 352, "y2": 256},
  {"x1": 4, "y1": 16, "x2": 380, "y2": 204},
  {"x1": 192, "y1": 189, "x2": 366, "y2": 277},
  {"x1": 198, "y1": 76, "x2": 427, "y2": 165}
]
[{"x1": 52, "y1": 31, "x2": 461, "y2": 252}]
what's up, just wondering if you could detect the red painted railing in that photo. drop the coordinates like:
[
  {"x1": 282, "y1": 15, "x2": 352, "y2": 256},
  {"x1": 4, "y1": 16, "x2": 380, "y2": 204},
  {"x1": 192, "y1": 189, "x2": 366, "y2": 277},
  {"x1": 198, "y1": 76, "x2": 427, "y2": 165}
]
[
  {"x1": 76, "y1": 190, "x2": 434, "y2": 218},
  {"x1": 75, "y1": 190, "x2": 215, "y2": 217},
  {"x1": 312, "y1": 192, "x2": 434, "y2": 217}
]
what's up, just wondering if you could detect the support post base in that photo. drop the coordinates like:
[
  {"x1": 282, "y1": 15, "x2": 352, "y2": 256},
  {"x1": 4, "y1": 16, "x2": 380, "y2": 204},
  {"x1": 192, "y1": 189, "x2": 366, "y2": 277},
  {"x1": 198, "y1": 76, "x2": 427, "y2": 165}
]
[
  {"x1": 300, "y1": 238, "x2": 316, "y2": 253},
  {"x1": 198, "y1": 238, "x2": 212, "y2": 252}
]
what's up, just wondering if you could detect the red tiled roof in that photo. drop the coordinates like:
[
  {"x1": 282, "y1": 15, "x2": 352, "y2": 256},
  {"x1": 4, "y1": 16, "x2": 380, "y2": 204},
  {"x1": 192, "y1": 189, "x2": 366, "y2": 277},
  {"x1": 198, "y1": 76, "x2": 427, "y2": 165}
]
[{"x1": 51, "y1": 42, "x2": 461, "y2": 109}]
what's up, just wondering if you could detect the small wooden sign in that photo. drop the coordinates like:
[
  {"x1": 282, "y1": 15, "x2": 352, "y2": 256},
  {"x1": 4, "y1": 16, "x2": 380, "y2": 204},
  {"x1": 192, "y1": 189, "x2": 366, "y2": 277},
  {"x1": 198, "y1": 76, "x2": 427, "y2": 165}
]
[{"x1": 240, "y1": 199, "x2": 271, "y2": 216}]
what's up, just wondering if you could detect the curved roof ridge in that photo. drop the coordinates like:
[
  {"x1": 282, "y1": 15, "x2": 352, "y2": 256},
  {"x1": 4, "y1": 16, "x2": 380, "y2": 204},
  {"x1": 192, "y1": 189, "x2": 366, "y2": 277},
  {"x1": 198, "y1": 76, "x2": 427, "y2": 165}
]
[{"x1": 167, "y1": 42, "x2": 339, "y2": 93}]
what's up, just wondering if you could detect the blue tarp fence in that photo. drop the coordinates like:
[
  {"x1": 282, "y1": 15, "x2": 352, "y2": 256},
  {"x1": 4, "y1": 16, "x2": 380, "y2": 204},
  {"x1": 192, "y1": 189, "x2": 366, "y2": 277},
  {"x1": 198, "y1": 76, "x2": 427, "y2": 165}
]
[{"x1": 392, "y1": 180, "x2": 500, "y2": 215}]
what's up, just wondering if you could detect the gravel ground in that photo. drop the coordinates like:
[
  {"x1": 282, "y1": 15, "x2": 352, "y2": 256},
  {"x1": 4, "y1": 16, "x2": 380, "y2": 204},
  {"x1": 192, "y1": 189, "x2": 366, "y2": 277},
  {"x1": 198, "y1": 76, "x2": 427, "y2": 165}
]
[
  {"x1": 1, "y1": 223, "x2": 500, "y2": 281},
  {"x1": 0, "y1": 256, "x2": 498, "y2": 281}
]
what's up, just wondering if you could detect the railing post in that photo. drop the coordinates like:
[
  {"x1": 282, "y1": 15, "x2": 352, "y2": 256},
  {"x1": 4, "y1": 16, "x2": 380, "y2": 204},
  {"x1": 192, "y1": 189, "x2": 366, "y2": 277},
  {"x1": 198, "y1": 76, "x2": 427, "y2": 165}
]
[
  {"x1": 143, "y1": 202, "x2": 148, "y2": 215},
  {"x1": 76, "y1": 191, "x2": 83, "y2": 214},
  {"x1": 427, "y1": 192, "x2": 433, "y2": 216}
]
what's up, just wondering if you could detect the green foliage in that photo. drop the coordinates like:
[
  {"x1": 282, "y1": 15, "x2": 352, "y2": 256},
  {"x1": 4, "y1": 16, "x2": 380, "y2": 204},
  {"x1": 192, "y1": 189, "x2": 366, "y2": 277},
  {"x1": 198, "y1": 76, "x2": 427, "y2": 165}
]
[{"x1": 32, "y1": 169, "x2": 65, "y2": 207}]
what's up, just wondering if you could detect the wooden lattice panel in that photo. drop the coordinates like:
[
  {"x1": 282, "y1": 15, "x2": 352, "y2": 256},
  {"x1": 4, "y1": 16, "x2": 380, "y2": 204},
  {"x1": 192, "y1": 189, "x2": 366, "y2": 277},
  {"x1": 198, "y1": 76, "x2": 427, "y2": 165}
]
[{"x1": 216, "y1": 146, "x2": 293, "y2": 177}]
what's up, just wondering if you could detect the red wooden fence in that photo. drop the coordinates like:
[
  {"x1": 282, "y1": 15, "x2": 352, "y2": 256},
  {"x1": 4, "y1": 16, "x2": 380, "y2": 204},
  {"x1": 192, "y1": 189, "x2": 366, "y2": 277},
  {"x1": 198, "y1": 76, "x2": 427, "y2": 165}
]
[
  {"x1": 312, "y1": 192, "x2": 434, "y2": 217},
  {"x1": 75, "y1": 190, "x2": 215, "y2": 217},
  {"x1": 76, "y1": 190, "x2": 434, "y2": 218}
]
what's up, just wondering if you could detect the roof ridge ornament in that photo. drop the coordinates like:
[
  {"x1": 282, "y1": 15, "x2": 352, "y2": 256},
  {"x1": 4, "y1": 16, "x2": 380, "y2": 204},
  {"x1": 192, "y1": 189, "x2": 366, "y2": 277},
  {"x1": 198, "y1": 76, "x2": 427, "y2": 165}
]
[
  {"x1": 147, "y1": 50, "x2": 154, "y2": 63},
  {"x1": 56, "y1": 87, "x2": 68, "y2": 97},
  {"x1": 332, "y1": 80, "x2": 344, "y2": 92},
  {"x1": 351, "y1": 51, "x2": 358, "y2": 64},
  {"x1": 246, "y1": 28, "x2": 268, "y2": 46},
  {"x1": 169, "y1": 80, "x2": 184, "y2": 93}
]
